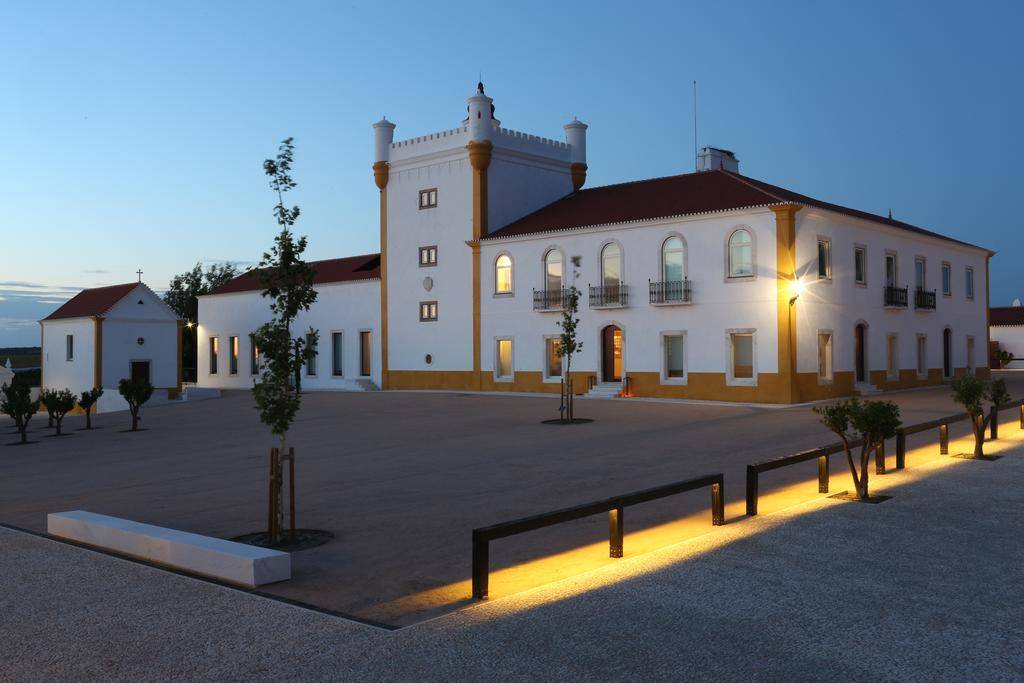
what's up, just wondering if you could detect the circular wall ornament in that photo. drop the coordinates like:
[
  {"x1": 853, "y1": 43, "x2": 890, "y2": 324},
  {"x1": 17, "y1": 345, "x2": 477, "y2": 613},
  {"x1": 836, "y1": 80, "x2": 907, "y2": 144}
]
[
  {"x1": 423, "y1": 277, "x2": 434, "y2": 292},
  {"x1": 136, "y1": 337, "x2": 145, "y2": 346},
  {"x1": 425, "y1": 354, "x2": 433, "y2": 365}
]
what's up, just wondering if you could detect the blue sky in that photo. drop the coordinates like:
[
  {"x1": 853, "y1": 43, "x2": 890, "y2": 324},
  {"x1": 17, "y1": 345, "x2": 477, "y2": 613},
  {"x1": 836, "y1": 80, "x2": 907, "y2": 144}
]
[{"x1": 3, "y1": 0, "x2": 1022, "y2": 346}]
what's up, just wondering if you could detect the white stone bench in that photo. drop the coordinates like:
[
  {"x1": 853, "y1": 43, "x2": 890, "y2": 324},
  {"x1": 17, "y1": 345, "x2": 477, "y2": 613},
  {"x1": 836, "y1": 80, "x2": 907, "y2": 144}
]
[{"x1": 47, "y1": 510, "x2": 290, "y2": 587}]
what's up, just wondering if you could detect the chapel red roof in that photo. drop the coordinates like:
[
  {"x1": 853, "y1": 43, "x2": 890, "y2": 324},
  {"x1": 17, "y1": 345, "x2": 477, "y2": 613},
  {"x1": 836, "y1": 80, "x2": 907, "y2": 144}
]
[
  {"x1": 42, "y1": 283, "x2": 140, "y2": 321},
  {"x1": 211, "y1": 253, "x2": 381, "y2": 295},
  {"x1": 990, "y1": 307, "x2": 1024, "y2": 327},
  {"x1": 486, "y1": 169, "x2": 987, "y2": 252}
]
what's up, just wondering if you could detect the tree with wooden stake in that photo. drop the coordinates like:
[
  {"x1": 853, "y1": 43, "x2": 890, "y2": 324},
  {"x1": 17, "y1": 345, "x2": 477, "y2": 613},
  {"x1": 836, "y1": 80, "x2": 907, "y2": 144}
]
[
  {"x1": 815, "y1": 398, "x2": 902, "y2": 501},
  {"x1": 118, "y1": 378, "x2": 153, "y2": 431},
  {"x1": 251, "y1": 137, "x2": 318, "y2": 545},
  {"x1": 557, "y1": 257, "x2": 583, "y2": 423},
  {"x1": 951, "y1": 376, "x2": 1010, "y2": 458},
  {"x1": 44, "y1": 389, "x2": 77, "y2": 436},
  {"x1": 78, "y1": 387, "x2": 104, "y2": 429},
  {"x1": 1, "y1": 381, "x2": 40, "y2": 445}
]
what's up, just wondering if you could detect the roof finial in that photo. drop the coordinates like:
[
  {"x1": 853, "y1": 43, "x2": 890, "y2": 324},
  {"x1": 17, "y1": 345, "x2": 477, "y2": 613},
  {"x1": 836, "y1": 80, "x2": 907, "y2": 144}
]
[
  {"x1": 477, "y1": 75, "x2": 484, "y2": 95},
  {"x1": 136, "y1": 268, "x2": 143, "y2": 282},
  {"x1": 888, "y1": 208, "x2": 893, "y2": 220}
]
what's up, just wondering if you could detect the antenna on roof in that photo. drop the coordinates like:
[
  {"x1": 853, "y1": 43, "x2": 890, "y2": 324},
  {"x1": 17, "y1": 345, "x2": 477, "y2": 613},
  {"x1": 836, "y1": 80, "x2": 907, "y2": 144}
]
[
  {"x1": 888, "y1": 208, "x2": 893, "y2": 220},
  {"x1": 693, "y1": 80, "x2": 698, "y2": 173}
]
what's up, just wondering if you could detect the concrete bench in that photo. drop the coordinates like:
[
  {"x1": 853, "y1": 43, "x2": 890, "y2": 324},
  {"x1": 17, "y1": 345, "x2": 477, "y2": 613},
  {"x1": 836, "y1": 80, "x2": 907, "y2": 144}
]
[{"x1": 47, "y1": 510, "x2": 290, "y2": 587}]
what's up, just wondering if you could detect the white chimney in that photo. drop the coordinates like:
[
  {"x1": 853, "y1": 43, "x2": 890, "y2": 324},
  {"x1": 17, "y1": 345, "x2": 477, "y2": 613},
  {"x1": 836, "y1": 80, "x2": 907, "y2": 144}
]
[{"x1": 697, "y1": 146, "x2": 739, "y2": 173}]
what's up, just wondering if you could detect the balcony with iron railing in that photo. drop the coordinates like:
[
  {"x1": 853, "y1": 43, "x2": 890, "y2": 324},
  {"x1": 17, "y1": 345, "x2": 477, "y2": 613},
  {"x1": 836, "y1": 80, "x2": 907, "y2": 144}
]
[
  {"x1": 884, "y1": 285, "x2": 909, "y2": 308},
  {"x1": 589, "y1": 283, "x2": 629, "y2": 308},
  {"x1": 914, "y1": 288, "x2": 937, "y2": 310},
  {"x1": 649, "y1": 279, "x2": 693, "y2": 305},
  {"x1": 533, "y1": 288, "x2": 568, "y2": 311}
]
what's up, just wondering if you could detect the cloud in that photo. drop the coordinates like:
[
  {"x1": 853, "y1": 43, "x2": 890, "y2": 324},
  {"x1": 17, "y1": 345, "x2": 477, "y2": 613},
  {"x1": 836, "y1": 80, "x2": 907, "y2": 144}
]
[
  {"x1": 82, "y1": 269, "x2": 110, "y2": 274},
  {"x1": 0, "y1": 281, "x2": 48, "y2": 288}
]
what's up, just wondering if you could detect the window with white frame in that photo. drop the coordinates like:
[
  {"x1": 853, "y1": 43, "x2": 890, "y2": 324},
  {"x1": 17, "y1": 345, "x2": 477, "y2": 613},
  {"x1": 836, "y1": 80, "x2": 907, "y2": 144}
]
[
  {"x1": 65, "y1": 334, "x2": 74, "y2": 361},
  {"x1": 495, "y1": 339, "x2": 513, "y2": 380},
  {"x1": 250, "y1": 334, "x2": 260, "y2": 375},
  {"x1": 662, "y1": 236, "x2": 685, "y2": 283},
  {"x1": 965, "y1": 267, "x2": 975, "y2": 300},
  {"x1": 305, "y1": 333, "x2": 317, "y2": 376},
  {"x1": 728, "y1": 331, "x2": 755, "y2": 383},
  {"x1": 664, "y1": 333, "x2": 686, "y2": 380},
  {"x1": 332, "y1": 332, "x2": 343, "y2": 377},
  {"x1": 728, "y1": 229, "x2": 754, "y2": 278},
  {"x1": 601, "y1": 242, "x2": 622, "y2": 289},
  {"x1": 885, "y1": 252, "x2": 898, "y2": 287},
  {"x1": 544, "y1": 249, "x2": 563, "y2": 292},
  {"x1": 817, "y1": 238, "x2": 831, "y2": 280},
  {"x1": 495, "y1": 254, "x2": 513, "y2": 295},
  {"x1": 942, "y1": 262, "x2": 952, "y2": 296},
  {"x1": 544, "y1": 337, "x2": 562, "y2": 379},
  {"x1": 915, "y1": 257, "x2": 926, "y2": 291},
  {"x1": 817, "y1": 332, "x2": 833, "y2": 381},
  {"x1": 418, "y1": 188, "x2": 437, "y2": 209},
  {"x1": 229, "y1": 336, "x2": 239, "y2": 375},
  {"x1": 419, "y1": 301, "x2": 437, "y2": 322},
  {"x1": 854, "y1": 246, "x2": 867, "y2": 285},
  {"x1": 916, "y1": 334, "x2": 928, "y2": 378},
  {"x1": 886, "y1": 334, "x2": 899, "y2": 380},
  {"x1": 419, "y1": 246, "x2": 437, "y2": 267},
  {"x1": 209, "y1": 337, "x2": 218, "y2": 374}
]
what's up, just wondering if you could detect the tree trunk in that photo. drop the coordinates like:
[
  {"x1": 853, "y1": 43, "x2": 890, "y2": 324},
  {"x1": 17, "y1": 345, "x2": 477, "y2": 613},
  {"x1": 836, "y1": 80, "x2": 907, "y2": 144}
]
[
  {"x1": 842, "y1": 439, "x2": 862, "y2": 497},
  {"x1": 858, "y1": 445, "x2": 871, "y2": 500},
  {"x1": 974, "y1": 414, "x2": 986, "y2": 458},
  {"x1": 55, "y1": 420, "x2": 62, "y2": 436},
  {"x1": 85, "y1": 409, "x2": 92, "y2": 430},
  {"x1": 20, "y1": 426, "x2": 27, "y2": 444}
]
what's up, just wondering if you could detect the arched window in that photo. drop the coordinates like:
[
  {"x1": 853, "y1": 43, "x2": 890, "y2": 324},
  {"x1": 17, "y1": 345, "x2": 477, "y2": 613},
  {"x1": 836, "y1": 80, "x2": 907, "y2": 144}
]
[
  {"x1": 495, "y1": 254, "x2": 513, "y2": 294},
  {"x1": 601, "y1": 243, "x2": 622, "y2": 288},
  {"x1": 662, "y1": 236, "x2": 685, "y2": 282},
  {"x1": 728, "y1": 229, "x2": 754, "y2": 278},
  {"x1": 544, "y1": 249, "x2": 563, "y2": 292}
]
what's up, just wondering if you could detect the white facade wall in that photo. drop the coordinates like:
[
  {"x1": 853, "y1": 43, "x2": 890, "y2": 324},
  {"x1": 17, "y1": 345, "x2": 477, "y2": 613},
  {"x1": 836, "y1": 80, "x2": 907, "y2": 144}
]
[
  {"x1": 197, "y1": 279, "x2": 381, "y2": 389},
  {"x1": 794, "y1": 209, "x2": 989, "y2": 380},
  {"x1": 479, "y1": 209, "x2": 780, "y2": 380},
  {"x1": 41, "y1": 318, "x2": 95, "y2": 394},
  {"x1": 991, "y1": 326, "x2": 1024, "y2": 368}
]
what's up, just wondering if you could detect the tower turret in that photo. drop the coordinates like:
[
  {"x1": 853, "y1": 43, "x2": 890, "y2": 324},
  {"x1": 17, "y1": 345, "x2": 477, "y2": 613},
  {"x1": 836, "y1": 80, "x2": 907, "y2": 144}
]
[
  {"x1": 372, "y1": 117, "x2": 395, "y2": 189},
  {"x1": 565, "y1": 117, "x2": 588, "y2": 191},
  {"x1": 465, "y1": 82, "x2": 498, "y2": 142}
]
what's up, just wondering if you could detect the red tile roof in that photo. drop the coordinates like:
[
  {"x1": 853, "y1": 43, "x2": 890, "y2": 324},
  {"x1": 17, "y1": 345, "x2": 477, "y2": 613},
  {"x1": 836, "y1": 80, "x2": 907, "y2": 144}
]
[
  {"x1": 990, "y1": 307, "x2": 1024, "y2": 327},
  {"x1": 486, "y1": 170, "x2": 988, "y2": 251},
  {"x1": 43, "y1": 283, "x2": 140, "y2": 321},
  {"x1": 211, "y1": 253, "x2": 381, "y2": 295}
]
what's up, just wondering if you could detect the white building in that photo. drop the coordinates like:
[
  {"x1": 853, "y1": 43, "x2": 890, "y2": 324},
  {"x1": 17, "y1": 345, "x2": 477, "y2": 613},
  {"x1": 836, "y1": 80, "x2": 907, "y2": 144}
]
[
  {"x1": 198, "y1": 84, "x2": 992, "y2": 404},
  {"x1": 40, "y1": 282, "x2": 182, "y2": 411},
  {"x1": 990, "y1": 304, "x2": 1024, "y2": 369}
]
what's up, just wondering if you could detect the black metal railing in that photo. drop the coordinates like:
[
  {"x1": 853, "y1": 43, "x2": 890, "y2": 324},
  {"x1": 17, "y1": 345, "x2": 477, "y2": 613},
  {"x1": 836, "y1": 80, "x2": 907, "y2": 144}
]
[
  {"x1": 745, "y1": 399, "x2": 1024, "y2": 516},
  {"x1": 914, "y1": 289, "x2": 937, "y2": 310},
  {"x1": 533, "y1": 288, "x2": 567, "y2": 311},
  {"x1": 884, "y1": 285, "x2": 909, "y2": 308},
  {"x1": 472, "y1": 473, "x2": 725, "y2": 599},
  {"x1": 589, "y1": 284, "x2": 628, "y2": 308},
  {"x1": 649, "y1": 279, "x2": 693, "y2": 304}
]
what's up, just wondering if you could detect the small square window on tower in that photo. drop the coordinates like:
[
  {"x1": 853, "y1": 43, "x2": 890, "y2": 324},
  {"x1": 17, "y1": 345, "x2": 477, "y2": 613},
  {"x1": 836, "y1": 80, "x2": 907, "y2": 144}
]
[
  {"x1": 419, "y1": 246, "x2": 437, "y2": 267},
  {"x1": 419, "y1": 301, "x2": 438, "y2": 322},
  {"x1": 419, "y1": 188, "x2": 438, "y2": 209}
]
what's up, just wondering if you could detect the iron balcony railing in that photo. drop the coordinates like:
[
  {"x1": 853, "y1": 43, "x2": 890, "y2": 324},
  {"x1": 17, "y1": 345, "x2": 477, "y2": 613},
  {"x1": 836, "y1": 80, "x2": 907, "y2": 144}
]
[
  {"x1": 884, "y1": 285, "x2": 909, "y2": 308},
  {"x1": 649, "y1": 279, "x2": 693, "y2": 304},
  {"x1": 589, "y1": 284, "x2": 629, "y2": 308},
  {"x1": 915, "y1": 288, "x2": 937, "y2": 310},
  {"x1": 533, "y1": 288, "x2": 568, "y2": 311}
]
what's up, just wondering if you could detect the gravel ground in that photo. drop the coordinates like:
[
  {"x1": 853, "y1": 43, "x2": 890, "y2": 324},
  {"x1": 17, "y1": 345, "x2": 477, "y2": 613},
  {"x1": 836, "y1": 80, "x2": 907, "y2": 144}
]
[{"x1": 4, "y1": 431, "x2": 1024, "y2": 681}]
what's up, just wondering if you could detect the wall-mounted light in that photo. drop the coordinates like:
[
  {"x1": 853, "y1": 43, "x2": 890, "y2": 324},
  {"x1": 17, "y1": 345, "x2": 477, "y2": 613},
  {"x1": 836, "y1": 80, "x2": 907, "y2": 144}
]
[{"x1": 789, "y1": 278, "x2": 805, "y2": 306}]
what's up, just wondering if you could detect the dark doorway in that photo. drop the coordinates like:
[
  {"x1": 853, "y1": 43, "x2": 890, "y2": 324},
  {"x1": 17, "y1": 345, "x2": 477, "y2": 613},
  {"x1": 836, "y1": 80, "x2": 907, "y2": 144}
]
[
  {"x1": 359, "y1": 331, "x2": 372, "y2": 377},
  {"x1": 602, "y1": 325, "x2": 623, "y2": 382},
  {"x1": 130, "y1": 360, "x2": 151, "y2": 383},
  {"x1": 854, "y1": 324, "x2": 867, "y2": 383},
  {"x1": 943, "y1": 328, "x2": 952, "y2": 378}
]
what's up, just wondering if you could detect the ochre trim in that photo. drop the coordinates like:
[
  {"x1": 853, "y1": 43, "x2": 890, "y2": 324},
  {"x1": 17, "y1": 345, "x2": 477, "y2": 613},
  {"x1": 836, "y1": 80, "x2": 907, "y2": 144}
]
[
  {"x1": 570, "y1": 162, "x2": 588, "y2": 192},
  {"x1": 467, "y1": 140, "x2": 492, "y2": 390},
  {"x1": 771, "y1": 203, "x2": 801, "y2": 404},
  {"x1": 38, "y1": 321, "x2": 44, "y2": 389},
  {"x1": 470, "y1": 241, "x2": 482, "y2": 389},
  {"x1": 176, "y1": 320, "x2": 184, "y2": 393},
  {"x1": 985, "y1": 254, "x2": 992, "y2": 370},
  {"x1": 376, "y1": 165, "x2": 390, "y2": 389},
  {"x1": 93, "y1": 316, "x2": 103, "y2": 390},
  {"x1": 372, "y1": 160, "x2": 389, "y2": 191}
]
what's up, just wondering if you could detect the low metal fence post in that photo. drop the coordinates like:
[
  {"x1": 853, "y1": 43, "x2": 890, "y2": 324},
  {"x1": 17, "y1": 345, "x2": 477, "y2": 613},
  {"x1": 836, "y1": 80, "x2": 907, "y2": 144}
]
[
  {"x1": 745, "y1": 466, "x2": 758, "y2": 517},
  {"x1": 895, "y1": 430, "x2": 906, "y2": 470},
  {"x1": 939, "y1": 423, "x2": 949, "y2": 455},
  {"x1": 472, "y1": 531, "x2": 489, "y2": 600},
  {"x1": 990, "y1": 407, "x2": 998, "y2": 441},
  {"x1": 608, "y1": 507, "x2": 623, "y2": 558},
  {"x1": 1020, "y1": 404, "x2": 1024, "y2": 430},
  {"x1": 875, "y1": 440, "x2": 886, "y2": 475},
  {"x1": 711, "y1": 479, "x2": 725, "y2": 526},
  {"x1": 817, "y1": 454, "x2": 829, "y2": 493}
]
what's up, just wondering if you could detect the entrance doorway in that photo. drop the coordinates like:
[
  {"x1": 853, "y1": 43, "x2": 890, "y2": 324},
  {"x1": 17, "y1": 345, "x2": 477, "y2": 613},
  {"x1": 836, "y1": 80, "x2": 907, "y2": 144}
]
[
  {"x1": 359, "y1": 331, "x2": 372, "y2": 377},
  {"x1": 854, "y1": 324, "x2": 867, "y2": 383},
  {"x1": 130, "y1": 360, "x2": 151, "y2": 384},
  {"x1": 943, "y1": 328, "x2": 952, "y2": 379},
  {"x1": 601, "y1": 325, "x2": 623, "y2": 382}
]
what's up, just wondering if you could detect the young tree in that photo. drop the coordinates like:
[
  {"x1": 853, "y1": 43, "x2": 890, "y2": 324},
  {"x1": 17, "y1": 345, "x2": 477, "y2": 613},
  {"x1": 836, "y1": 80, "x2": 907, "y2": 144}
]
[
  {"x1": 1, "y1": 381, "x2": 40, "y2": 445},
  {"x1": 39, "y1": 388, "x2": 58, "y2": 429},
  {"x1": 951, "y1": 376, "x2": 1011, "y2": 458},
  {"x1": 557, "y1": 257, "x2": 583, "y2": 423},
  {"x1": 815, "y1": 398, "x2": 902, "y2": 501},
  {"x1": 994, "y1": 349, "x2": 1014, "y2": 369},
  {"x1": 45, "y1": 389, "x2": 77, "y2": 436},
  {"x1": 78, "y1": 387, "x2": 104, "y2": 429},
  {"x1": 163, "y1": 262, "x2": 239, "y2": 379},
  {"x1": 251, "y1": 137, "x2": 318, "y2": 544},
  {"x1": 118, "y1": 378, "x2": 154, "y2": 431}
]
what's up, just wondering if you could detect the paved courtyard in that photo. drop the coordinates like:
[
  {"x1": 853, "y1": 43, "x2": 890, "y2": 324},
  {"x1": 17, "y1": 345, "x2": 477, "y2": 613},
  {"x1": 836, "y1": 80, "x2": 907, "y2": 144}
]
[
  {"x1": 4, "y1": 427, "x2": 1024, "y2": 680},
  {"x1": 2, "y1": 378, "x2": 1023, "y2": 627}
]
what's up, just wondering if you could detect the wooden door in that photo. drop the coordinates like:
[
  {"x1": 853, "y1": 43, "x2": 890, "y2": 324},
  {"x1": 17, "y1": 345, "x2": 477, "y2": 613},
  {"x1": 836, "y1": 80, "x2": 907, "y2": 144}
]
[
  {"x1": 359, "y1": 331, "x2": 372, "y2": 377},
  {"x1": 130, "y1": 360, "x2": 151, "y2": 383},
  {"x1": 602, "y1": 326, "x2": 622, "y2": 382},
  {"x1": 855, "y1": 325, "x2": 866, "y2": 382}
]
